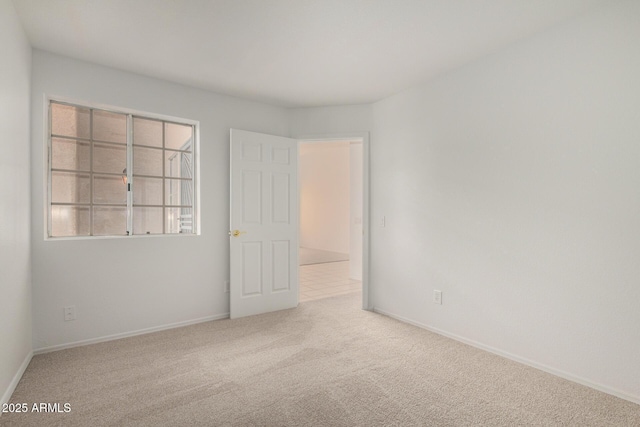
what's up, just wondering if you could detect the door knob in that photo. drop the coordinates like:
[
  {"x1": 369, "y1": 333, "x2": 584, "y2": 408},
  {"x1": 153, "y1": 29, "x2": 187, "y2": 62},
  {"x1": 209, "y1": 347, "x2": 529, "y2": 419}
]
[{"x1": 229, "y1": 230, "x2": 246, "y2": 237}]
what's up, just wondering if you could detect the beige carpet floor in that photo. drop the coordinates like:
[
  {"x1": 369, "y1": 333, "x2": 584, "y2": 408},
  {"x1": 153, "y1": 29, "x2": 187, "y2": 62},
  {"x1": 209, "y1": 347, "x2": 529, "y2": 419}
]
[{"x1": 2, "y1": 293, "x2": 639, "y2": 426}]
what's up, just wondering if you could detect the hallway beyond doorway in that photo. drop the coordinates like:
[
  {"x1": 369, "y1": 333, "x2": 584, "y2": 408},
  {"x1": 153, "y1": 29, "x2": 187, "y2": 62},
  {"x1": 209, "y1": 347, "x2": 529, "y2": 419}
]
[
  {"x1": 299, "y1": 247, "x2": 349, "y2": 265},
  {"x1": 299, "y1": 261, "x2": 361, "y2": 302}
]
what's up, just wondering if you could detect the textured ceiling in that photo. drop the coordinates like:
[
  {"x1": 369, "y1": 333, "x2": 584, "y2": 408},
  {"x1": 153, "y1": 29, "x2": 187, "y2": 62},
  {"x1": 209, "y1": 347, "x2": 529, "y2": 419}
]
[{"x1": 14, "y1": 0, "x2": 610, "y2": 107}]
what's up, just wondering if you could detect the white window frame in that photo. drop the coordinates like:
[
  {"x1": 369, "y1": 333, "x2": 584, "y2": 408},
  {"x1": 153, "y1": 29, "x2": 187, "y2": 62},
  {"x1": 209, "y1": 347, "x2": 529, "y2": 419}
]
[{"x1": 45, "y1": 95, "x2": 201, "y2": 240}]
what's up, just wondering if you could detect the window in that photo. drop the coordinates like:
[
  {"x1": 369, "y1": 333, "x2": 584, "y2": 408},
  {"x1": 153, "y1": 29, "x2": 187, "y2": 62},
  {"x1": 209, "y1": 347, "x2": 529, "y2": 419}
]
[{"x1": 48, "y1": 100, "x2": 198, "y2": 238}]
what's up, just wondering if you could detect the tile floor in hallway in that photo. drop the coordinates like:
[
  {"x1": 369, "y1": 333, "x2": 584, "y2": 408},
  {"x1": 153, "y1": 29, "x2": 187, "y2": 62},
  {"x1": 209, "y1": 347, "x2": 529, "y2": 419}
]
[{"x1": 299, "y1": 261, "x2": 361, "y2": 302}]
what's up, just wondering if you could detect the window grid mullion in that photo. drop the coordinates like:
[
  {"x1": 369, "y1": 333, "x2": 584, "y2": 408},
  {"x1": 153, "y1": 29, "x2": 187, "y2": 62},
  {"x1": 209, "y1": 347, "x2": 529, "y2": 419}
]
[
  {"x1": 52, "y1": 168, "x2": 124, "y2": 176},
  {"x1": 47, "y1": 104, "x2": 53, "y2": 237},
  {"x1": 51, "y1": 202, "x2": 91, "y2": 206},
  {"x1": 192, "y1": 125, "x2": 196, "y2": 234},
  {"x1": 51, "y1": 134, "x2": 127, "y2": 147},
  {"x1": 132, "y1": 173, "x2": 192, "y2": 181},
  {"x1": 89, "y1": 109, "x2": 94, "y2": 236},
  {"x1": 162, "y1": 122, "x2": 166, "y2": 234},
  {"x1": 53, "y1": 202, "x2": 125, "y2": 207},
  {"x1": 133, "y1": 204, "x2": 192, "y2": 208},
  {"x1": 126, "y1": 114, "x2": 133, "y2": 236}
]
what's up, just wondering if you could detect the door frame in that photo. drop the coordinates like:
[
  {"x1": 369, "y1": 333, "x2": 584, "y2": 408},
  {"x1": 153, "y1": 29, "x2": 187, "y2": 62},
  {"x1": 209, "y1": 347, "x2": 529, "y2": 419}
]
[{"x1": 295, "y1": 132, "x2": 371, "y2": 311}]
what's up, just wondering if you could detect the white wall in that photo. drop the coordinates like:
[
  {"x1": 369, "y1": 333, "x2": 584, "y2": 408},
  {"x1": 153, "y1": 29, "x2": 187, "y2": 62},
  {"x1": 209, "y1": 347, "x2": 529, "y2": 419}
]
[
  {"x1": 299, "y1": 141, "x2": 350, "y2": 254},
  {"x1": 0, "y1": 0, "x2": 32, "y2": 405},
  {"x1": 290, "y1": 104, "x2": 373, "y2": 137},
  {"x1": 370, "y1": 1, "x2": 640, "y2": 402},
  {"x1": 30, "y1": 51, "x2": 289, "y2": 350}
]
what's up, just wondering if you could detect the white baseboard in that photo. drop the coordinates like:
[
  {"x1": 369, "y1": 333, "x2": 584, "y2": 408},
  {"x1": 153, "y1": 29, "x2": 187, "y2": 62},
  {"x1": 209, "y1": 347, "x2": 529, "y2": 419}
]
[
  {"x1": 33, "y1": 313, "x2": 230, "y2": 355},
  {"x1": 373, "y1": 307, "x2": 640, "y2": 406},
  {"x1": 1, "y1": 351, "x2": 33, "y2": 408}
]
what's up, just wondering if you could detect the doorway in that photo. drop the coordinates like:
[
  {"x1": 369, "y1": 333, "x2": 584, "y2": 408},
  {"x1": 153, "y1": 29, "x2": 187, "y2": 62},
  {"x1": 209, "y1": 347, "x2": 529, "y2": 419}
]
[
  {"x1": 229, "y1": 129, "x2": 369, "y2": 319},
  {"x1": 298, "y1": 138, "x2": 365, "y2": 305}
]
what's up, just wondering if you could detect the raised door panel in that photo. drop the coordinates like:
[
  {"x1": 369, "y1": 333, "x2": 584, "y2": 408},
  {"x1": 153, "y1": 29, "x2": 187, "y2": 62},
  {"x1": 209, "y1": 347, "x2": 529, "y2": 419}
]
[
  {"x1": 271, "y1": 172, "x2": 290, "y2": 224},
  {"x1": 242, "y1": 242, "x2": 262, "y2": 296},
  {"x1": 272, "y1": 240, "x2": 290, "y2": 292},
  {"x1": 242, "y1": 170, "x2": 262, "y2": 224}
]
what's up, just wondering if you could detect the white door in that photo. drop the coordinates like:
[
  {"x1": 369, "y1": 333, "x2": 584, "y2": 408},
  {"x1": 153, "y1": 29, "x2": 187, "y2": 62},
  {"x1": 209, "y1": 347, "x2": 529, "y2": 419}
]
[{"x1": 230, "y1": 129, "x2": 299, "y2": 319}]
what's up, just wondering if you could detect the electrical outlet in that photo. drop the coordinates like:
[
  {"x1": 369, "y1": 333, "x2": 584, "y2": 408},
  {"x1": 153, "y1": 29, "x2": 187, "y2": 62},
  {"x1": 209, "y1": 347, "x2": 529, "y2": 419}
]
[
  {"x1": 224, "y1": 280, "x2": 230, "y2": 293},
  {"x1": 64, "y1": 306, "x2": 76, "y2": 321},
  {"x1": 433, "y1": 290, "x2": 442, "y2": 305}
]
